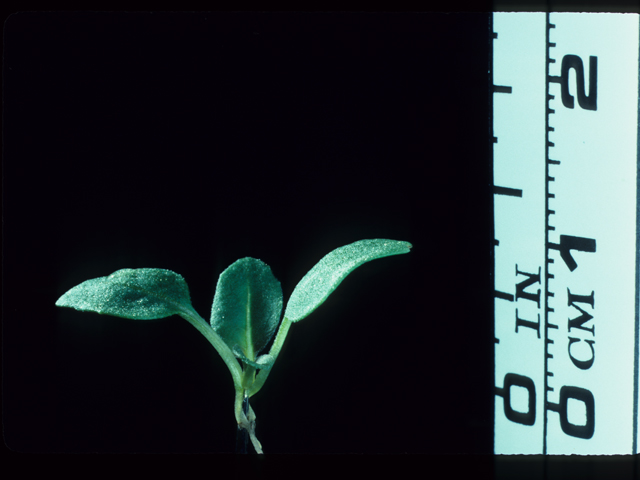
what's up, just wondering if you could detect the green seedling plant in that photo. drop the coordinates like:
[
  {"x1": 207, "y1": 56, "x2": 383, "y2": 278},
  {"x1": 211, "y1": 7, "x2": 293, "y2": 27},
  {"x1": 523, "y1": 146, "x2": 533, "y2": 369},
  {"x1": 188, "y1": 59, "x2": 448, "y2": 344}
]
[{"x1": 56, "y1": 239, "x2": 412, "y2": 453}]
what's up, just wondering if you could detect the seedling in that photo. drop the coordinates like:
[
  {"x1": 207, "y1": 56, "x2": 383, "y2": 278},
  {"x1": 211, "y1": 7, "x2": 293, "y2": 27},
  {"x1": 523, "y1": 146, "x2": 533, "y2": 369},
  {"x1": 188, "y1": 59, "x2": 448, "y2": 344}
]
[{"x1": 56, "y1": 238, "x2": 412, "y2": 453}]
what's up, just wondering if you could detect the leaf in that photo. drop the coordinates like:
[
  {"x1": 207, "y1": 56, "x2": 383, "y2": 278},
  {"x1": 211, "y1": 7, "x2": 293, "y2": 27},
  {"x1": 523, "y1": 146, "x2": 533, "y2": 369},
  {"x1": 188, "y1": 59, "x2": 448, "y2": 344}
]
[
  {"x1": 232, "y1": 345, "x2": 275, "y2": 371},
  {"x1": 55, "y1": 268, "x2": 195, "y2": 320},
  {"x1": 284, "y1": 239, "x2": 412, "y2": 323},
  {"x1": 210, "y1": 258, "x2": 283, "y2": 362}
]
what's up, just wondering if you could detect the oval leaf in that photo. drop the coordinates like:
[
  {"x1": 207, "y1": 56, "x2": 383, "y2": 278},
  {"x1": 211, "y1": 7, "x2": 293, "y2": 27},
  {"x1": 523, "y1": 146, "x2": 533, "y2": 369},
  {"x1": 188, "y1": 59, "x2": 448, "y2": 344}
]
[
  {"x1": 55, "y1": 268, "x2": 195, "y2": 320},
  {"x1": 210, "y1": 258, "x2": 283, "y2": 361},
  {"x1": 284, "y1": 239, "x2": 412, "y2": 323}
]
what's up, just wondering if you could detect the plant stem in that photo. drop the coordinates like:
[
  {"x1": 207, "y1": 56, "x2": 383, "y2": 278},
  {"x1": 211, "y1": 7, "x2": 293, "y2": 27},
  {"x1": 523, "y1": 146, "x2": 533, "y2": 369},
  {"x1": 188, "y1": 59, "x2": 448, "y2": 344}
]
[
  {"x1": 178, "y1": 307, "x2": 266, "y2": 453},
  {"x1": 235, "y1": 396, "x2": 249, "y2": 453},
  {"x1": 234, "y1": 388, "x2": 263, "y2": 454},
  {"x1": 242, "y1": 365, "x2": 257, "y2": 391},
  {"x1": 177, "y1": 306, "x2": 243, "y2": 388},
  {"x1": 248, "y1": 317, "x2": 292, "y2": 397}
]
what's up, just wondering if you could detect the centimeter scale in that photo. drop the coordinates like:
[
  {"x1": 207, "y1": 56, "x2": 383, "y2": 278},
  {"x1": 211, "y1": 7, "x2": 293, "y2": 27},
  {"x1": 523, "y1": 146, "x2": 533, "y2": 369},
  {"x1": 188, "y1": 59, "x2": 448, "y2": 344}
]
[{"x1": 492, "y1": 13, "x2": 640, "y2": 454}]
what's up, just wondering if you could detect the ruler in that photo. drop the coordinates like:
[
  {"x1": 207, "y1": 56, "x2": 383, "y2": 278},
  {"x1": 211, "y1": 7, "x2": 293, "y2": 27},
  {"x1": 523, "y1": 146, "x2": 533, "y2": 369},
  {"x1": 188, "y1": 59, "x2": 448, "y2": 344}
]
[{"x1": 493, "y1": 13, "x2": 640, "y2": 454}]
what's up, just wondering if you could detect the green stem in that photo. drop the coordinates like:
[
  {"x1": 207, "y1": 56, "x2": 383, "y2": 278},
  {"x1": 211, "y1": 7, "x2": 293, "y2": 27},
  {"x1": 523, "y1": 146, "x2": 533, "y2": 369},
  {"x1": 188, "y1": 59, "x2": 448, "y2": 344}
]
[
  {"x1": 177, "y1": 306, "x2": 243, "y2": 389},
  {"x1": 235, "y1": 389, "x2": 248, "y2": 425},
  {"x1": 242, "y1": 365, "x2": 257, "y2": 391},
  {"x1": 247, "y1": 316, "x2": 292, "y2": 397},
  {"x1": 177, "y1": 306, "x2": 265, "y2": 452}
]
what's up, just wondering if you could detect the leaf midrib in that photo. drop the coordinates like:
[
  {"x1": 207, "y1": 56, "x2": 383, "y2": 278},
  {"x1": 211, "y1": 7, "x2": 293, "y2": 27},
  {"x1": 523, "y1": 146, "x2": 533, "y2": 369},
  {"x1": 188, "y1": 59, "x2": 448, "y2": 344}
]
[{"x1": 244, "y1": 284, "x2": 254, "y2": 361}]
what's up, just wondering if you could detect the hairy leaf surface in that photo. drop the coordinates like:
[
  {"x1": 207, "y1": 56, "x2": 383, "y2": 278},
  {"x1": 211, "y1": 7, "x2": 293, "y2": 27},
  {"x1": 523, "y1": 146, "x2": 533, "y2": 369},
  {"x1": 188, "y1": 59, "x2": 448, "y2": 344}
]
[
  {"x1": 55, "y1": 268, "x2": 195, "y2": 319},
  {"x1": 210, "y1": 258, "x2": 283, "y2": 361},
  {"x1": 284, "y1": 239, "x2": 412, "y2": 323}
]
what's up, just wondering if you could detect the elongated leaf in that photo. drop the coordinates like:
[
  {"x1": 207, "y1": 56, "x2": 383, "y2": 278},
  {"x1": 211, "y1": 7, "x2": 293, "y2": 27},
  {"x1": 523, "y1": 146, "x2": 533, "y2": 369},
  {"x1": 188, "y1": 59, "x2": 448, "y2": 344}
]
[
  {"x1": 210, "y1": 258, "x2": 283, "y2": 361},
  {"x1": 284, "y1": 239, "x2": 412, "y2": 323},
  {"x1": 55, "y1": 268, "x2": 195, "y2": 320}
]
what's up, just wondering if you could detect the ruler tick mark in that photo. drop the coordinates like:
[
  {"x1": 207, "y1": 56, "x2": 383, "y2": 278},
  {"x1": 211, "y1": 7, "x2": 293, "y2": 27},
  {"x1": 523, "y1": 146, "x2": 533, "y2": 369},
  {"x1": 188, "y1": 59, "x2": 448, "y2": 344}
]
[
  {"x1": 493, "y1": 85, "x2": 513, "y2": 93},
  {"x1": 548, "y1": 159, "x2": 560, "y2": 165},
  {"x1": 493, "y1": 185, "x2": 523, "y2": 197}
]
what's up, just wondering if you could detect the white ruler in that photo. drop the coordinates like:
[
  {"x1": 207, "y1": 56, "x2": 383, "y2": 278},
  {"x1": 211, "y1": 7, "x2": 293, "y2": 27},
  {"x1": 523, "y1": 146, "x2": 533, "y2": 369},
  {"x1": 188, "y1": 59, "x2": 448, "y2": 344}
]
[{"x1": 493, "y1": 12, "x2": 640, "y2": 454}]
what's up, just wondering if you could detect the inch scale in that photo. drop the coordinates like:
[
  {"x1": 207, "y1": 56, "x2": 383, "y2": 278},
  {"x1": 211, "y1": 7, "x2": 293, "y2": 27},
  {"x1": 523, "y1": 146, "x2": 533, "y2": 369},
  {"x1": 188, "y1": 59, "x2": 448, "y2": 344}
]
[{"x1": 493, "y1": 13, "x2": 640, "y2": 454}]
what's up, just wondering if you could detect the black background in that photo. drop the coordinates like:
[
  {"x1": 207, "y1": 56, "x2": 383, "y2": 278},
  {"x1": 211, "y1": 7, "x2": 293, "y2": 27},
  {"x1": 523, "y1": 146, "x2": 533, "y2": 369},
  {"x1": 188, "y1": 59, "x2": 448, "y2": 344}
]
[{"x1": 4, "y1": 11, "x2": 493, "y2": 454}]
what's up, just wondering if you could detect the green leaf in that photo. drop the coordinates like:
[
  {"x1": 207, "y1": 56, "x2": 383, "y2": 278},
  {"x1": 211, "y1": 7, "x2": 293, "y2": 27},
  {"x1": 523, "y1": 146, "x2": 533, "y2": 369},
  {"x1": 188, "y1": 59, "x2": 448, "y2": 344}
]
[
  {"x1": 210, "y1": 258, "x2": 283, "y2": 362},
  {"x1": 284, "y1": 239, "x2": 412, "y2": 323},
  {"x1": 55, "y1": 268, "x2": 195, "y2": 320},
  {"x1": 232, "y1": 345, "x2": 275, "y2": 370}
]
